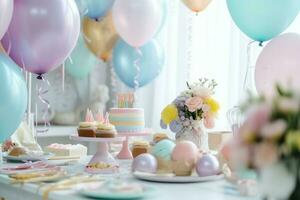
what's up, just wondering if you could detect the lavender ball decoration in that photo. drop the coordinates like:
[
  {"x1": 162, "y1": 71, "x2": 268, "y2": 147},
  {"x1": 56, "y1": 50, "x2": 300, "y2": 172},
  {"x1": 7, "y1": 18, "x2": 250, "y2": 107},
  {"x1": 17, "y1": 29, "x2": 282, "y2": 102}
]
[
  {"x1": 196, "y1": 154, "x2": 220, "y2": 177},
  {"x1": 132, "y1": 154, "x2": 157, "y2": 173}
]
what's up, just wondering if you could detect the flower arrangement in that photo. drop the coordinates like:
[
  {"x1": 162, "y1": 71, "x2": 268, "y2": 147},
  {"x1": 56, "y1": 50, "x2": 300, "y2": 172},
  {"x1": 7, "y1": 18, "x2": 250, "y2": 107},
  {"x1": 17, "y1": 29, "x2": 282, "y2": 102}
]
[
  {"x1": 160, "y1": 78, "x2": 219, "y2": 147},
  {"x1": 224, "y1": 85, "x2": 300, "y2": 200}
]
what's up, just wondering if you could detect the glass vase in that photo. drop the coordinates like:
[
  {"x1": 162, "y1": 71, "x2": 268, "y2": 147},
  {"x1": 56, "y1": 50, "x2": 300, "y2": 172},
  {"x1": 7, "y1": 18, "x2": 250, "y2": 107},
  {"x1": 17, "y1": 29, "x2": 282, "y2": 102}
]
[{"x1": 175, "y1": 120, "x2": 208, "y2": 151}]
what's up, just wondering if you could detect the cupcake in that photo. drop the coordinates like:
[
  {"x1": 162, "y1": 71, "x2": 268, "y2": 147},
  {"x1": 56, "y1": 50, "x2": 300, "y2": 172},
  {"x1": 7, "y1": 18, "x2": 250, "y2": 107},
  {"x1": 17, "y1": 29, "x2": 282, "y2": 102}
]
[
  {"x1": 151, "y1": 139, "x2": 175, "y2": 173},
  {"x1": 95, "y1": 122, "x2": 117, "y2": 138},
  {"x1": 132, "y1": 141, "x2": 150, "y2": 158},
  {"x1": 152, "y1": 133, "x2": 169, "y2": 144},
  {"x1": 78, "y1": 109, "x2": 96, "y2": 137}
]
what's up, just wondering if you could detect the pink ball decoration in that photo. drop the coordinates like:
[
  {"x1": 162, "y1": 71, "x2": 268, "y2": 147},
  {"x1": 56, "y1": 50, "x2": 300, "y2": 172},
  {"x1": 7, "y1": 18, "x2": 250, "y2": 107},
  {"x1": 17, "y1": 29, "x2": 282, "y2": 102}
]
[
  {"x1": 172, "y1": 141, "x2": 199, "y2": 163},
  {"x1": 0, "y1": 0, "x2": 13, "y2": 40},
  {"x1": 2, "y1": 0, "x2": 80, "y2": 75},
  {"x1": 112, "y1": 0, "x2": 162, "y2": 47},
  {"x1": 196, "y1": 154, "x2": 220, "y2": 177},
  {"x1": 255, "y1": 33, "x2": 300, "y2": 97},
  {"x1": 132, "y1": 153, "x2": 157, "y2": 173}
]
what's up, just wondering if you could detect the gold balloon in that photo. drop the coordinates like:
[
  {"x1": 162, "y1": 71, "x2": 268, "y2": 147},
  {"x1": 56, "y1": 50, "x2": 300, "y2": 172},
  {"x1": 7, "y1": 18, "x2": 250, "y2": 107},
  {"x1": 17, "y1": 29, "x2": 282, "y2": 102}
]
[
  {"x1": 0, "y1": 43, "x2": 5, "y2": 53},
  {"x1": 83, "y1": 13, "x2": 118, "y2": 62},
  {"x1": 181, "y1": 0, "x2": 212, "y2": 13}
]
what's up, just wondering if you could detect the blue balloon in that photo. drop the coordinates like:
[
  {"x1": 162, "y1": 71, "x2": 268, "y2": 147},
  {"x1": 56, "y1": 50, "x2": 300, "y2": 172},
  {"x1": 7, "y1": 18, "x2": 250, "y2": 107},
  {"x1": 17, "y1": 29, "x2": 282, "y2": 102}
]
[
  {"x1": 0, "y1": 54, "x2": 27, "y2": 143},
  {"x1": 76, "y1": 0, "x2": 115, "y2": 19},
  {"x1": 65, "y1": 34, "x2": 98, "y2": 79},
  {"x1": 227, "y1": 0, "x2": 300, "y2": 42},
  {"x1": 113, "y1": 39, "x2": 164, "y2": 88},
  {"x1": 156, "y1": 0, "x2": 168, "y2": 35}
]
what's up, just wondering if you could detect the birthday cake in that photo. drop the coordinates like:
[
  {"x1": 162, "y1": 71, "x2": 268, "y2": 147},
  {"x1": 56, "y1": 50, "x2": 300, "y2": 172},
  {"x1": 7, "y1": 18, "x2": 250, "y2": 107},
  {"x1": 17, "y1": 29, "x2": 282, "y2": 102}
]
[{"x1": 109, "y1": 93, "x2": 145, "y2": 133}]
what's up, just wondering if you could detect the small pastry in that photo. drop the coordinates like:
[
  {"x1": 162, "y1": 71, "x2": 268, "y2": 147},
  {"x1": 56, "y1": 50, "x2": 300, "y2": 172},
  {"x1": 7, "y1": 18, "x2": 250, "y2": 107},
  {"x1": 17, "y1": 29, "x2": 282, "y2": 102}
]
[
  {"x1": 132, "y1": 141, "x2": 150, "y2": 158},
  {"x1": 95, "y1": 123, "x2": 117, "y2": 138},
  {"x1": 78, "y1": 109, "x2": 96, "y2": 137},
  {"x1": 8, "y1": 147, "x2": 27, "y2": 157},
  {"x1": 86, "y1": 162, "x2": 114, "y2": 169},
  {"x1": 95, "y1": 112, "x2": 117, "y2": 138},
  {"x1": 77, "y1": 122, "x2": 96, "y2": 137},
  {"x1": 152, "y1": 133, "x2": 169, "y2": 144}
]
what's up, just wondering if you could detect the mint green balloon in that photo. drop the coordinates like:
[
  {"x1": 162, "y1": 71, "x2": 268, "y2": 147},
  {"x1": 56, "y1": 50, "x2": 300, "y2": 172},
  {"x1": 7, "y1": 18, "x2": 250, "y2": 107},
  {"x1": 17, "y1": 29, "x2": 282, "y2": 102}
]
[
  {"x1": 227, "y1": 0, "x2": 300, "y2": 42},
  {"x1": 65, "y1": 34, "x2": 98, "y2": 79},
  {"x1": 0, "y1": 54, "x2": 27, "y2": 143}
]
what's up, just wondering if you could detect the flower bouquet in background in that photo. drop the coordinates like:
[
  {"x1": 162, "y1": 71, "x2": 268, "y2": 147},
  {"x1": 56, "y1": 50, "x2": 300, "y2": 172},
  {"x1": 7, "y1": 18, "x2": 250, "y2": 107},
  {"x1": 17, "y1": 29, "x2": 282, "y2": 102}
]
[
  {"x1": 160, "y1": 78, "x2": 219, "y2": 150},
  {"x1": 223, "y1": 85, "x2": 300, "y2": 200}
]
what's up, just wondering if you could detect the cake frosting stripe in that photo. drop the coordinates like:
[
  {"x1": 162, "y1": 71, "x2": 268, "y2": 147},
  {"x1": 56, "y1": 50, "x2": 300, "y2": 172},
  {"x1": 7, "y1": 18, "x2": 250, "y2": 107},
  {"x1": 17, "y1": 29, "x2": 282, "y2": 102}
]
[{"x1": 109, "y1": 108, "x2": 145, "y2": 132}]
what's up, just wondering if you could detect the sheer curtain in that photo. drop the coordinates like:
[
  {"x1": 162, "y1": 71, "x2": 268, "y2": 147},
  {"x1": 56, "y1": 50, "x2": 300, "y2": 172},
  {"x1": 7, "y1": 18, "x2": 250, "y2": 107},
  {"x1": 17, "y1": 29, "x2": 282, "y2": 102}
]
[{"x1": 116, "y1": 0, "x2": 300, "y2": 132}]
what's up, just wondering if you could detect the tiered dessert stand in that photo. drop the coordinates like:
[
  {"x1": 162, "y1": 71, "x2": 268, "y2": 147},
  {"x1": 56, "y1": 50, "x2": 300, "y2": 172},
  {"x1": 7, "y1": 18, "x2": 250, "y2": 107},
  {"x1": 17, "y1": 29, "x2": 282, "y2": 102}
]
[
  {"x1": 70, "y1": 135, "x2": 125, "y2": 174},
  {"x1": 117, "y1": 128, "x2": 153, "y2": 160}
]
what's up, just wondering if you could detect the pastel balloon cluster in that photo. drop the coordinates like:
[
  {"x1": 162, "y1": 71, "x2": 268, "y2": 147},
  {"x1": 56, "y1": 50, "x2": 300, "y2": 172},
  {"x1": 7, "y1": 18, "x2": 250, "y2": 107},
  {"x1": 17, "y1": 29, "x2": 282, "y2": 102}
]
[
  {"x1": 111, "y1": 0, "x2": 166, "y2": 88},
  {"x1": 0, "y1": 54, "x2": 27, "y2": 143},
  {"x1": 226, "y1": 0, "x2": 300, "y2": 98},
  {"x1": 2, "y1": 0, "x2": 80, "y2": 75},
  {"x1": 132, "y1": 140, "x2": 220, "y2": 177},
  {"x1": 227, "y1": 0, "x2": 300, "y2": 42}
]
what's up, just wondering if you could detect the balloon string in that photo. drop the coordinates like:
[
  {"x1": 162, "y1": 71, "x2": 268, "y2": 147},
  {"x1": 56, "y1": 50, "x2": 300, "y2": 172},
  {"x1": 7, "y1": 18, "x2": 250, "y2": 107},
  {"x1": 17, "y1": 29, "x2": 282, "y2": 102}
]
[
  {"x1": 133, "y1": 48, "x2": 142, "y2": 104},
  {"x1": 110, "y1": 62, "x2": 117, "y2": 107},
  {"x1": 243, "y1": 40, "x2": 256, "y2": 91},
  {"x1": 187, "y1": 13, "x2": 193, "y2": 81},
  {"x1": 62, "y1": 63, "x2": 65, "y2": 92},
  {"x1": 36, "y1": 75, "x2": 51, "y2": 133},
  {"x1": 134, "y1": 48, "x2": 142, "y2": 91}
]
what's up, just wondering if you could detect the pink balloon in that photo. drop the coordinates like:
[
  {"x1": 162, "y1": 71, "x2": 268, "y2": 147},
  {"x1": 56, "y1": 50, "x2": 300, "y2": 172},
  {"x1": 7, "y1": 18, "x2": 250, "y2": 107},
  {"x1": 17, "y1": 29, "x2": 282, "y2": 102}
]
[
  {"x1": 2, "y1": 0, "x2": 80, "y2": 75},
  {"x1": 112, "y1": 0, "x2": 162, "y2": 47},
  {"x1": 255, "y1": 33, "x2": 300, "y2": 97},
  {"x1": 0, "y1": 0, "x2": 13, "y2": 40}
]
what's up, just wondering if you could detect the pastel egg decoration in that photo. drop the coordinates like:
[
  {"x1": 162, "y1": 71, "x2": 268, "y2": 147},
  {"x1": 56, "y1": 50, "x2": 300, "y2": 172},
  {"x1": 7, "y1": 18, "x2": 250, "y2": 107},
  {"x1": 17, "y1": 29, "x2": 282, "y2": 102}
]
[
  {"x1": 151, "y1": 139, "x2": 175, "y2": 172},
  {"x1": 172, "y1": 141, "x2": 198, "y2": 164},
  {"x1": 132, "y1": 153, "x2": 157, "y2": 173},
  {"x1": 196, "y1": 154, "x2": 220, "y2": 177},
  {"x1": 152, "y1": 139, "x2": 175, "y2": 161}
]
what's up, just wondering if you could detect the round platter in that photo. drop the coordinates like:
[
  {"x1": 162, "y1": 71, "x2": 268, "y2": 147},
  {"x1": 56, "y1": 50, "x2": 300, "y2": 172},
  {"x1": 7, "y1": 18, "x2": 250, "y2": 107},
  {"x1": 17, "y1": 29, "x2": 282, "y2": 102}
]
[
  {"x1": 117, "y1": 128, "x2": 153, "y2": 137},
  {"x1": 79, "y1": 185, "x2": 156, "y2": 200},
  {"x1": 3, "y1": 152, "x2": 54, "y2": 162},
  {"x1": 70, "y1": 135, "x2": 125, "y2": 142},
  {"x1": 133, "y1": 171, "x2": 224, "y2": 183}
]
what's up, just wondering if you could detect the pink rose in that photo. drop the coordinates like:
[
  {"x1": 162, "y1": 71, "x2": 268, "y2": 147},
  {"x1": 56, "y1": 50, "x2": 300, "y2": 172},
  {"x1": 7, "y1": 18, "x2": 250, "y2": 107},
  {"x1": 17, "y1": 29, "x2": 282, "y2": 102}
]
[
  {"x1": 260, "y1": 120, "x2": 286, "y2": 140},
  {"x1": 246, "y1": 104, "x2": 271, "y2": 131},
  {"x1": 185, "y1": 97, "x2": 203, "y2": 112},
  {"x1": 204, "y1": 116, "x2": 215, "y2": 129}
]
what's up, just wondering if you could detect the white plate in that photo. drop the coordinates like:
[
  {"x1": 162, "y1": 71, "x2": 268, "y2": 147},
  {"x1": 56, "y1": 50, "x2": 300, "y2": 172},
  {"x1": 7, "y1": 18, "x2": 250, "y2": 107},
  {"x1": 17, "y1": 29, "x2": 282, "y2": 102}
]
[
  {"x1": 4, "y1": 153, "x2": 54, "y2": 162},
  {"x1": 133, "y1": 171, "x2": 224, "y2": 183},
  {"x1": 79, "y1": 185, "x2": 156, "y2": 200}
]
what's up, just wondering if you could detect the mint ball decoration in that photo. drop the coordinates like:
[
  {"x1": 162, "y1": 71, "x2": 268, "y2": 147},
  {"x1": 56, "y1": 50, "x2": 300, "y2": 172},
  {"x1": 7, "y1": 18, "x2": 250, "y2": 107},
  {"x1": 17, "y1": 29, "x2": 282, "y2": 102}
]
[{"x1": 151, "y1": 139, "x2": 175, "y2": 161}]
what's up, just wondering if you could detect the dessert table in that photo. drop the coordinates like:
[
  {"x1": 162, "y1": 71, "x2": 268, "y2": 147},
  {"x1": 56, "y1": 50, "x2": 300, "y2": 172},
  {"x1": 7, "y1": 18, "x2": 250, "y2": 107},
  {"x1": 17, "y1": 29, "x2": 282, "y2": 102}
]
[{"x1": 0, "y1": 156, "x2": 260, "y2": 200}]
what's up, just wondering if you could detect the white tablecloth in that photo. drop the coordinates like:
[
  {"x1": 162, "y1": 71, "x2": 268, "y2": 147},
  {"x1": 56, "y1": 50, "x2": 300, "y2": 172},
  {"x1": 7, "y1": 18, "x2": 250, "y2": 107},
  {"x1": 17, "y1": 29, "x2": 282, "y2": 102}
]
[{"x1": 0, "y1": 157, "x2": 259, "y2": 200}]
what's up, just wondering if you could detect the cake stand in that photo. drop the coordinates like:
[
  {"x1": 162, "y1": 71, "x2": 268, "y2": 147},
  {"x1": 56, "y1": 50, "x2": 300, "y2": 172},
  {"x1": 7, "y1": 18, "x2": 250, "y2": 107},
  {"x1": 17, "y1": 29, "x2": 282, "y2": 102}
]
[
  {"x1": 70, "y1": 135, "x2": 125, "y2": 174},
  {"x1": 117, "y1": 128, "x2": 153, "y2": 160}
]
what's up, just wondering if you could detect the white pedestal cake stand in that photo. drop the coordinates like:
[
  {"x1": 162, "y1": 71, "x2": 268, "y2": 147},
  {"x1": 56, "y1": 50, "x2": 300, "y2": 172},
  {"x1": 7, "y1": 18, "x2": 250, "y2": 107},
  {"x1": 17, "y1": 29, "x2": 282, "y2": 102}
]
[
  {"x1": 117, "y1": 128, "x2": 153, "y2": 160},
  {"x1": 70, "y1": 135, "x2": 125, "y2": 174}
]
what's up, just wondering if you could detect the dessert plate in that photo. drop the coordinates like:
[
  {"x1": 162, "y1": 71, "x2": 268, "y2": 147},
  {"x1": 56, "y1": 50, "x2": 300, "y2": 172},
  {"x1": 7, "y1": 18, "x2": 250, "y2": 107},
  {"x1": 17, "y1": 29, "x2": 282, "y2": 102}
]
[
  {"x1": 79, "y1": 185, "x2": 156, "y2": 200},
  {"x1": 133, "y1": 171, "x2": 224, "y2": 183},
  {"x1": 4, "y1": 152, "x2": 54, "y2": 162}
]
